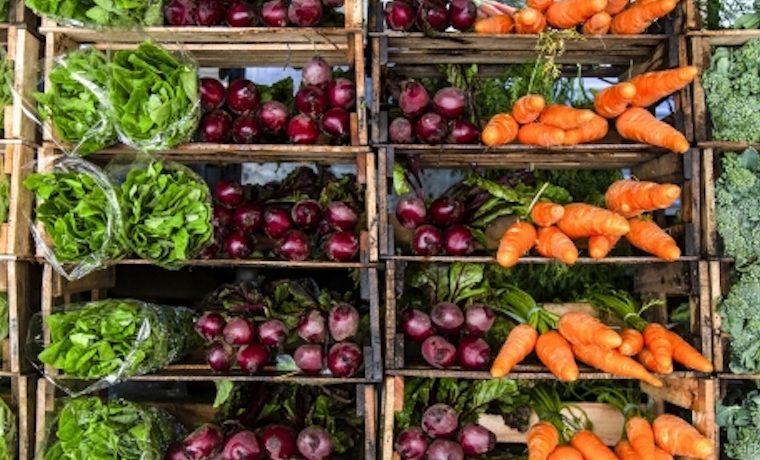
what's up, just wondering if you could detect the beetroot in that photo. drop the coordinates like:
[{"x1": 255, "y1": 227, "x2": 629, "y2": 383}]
[
  {"x1": 411, "y1": 224, "x2": 443, "y2": 256},
  {"x1": 447, "y1": 119, "x2": 481, "y2": 144},
  {"x1": 225, "y1": 231, "x2": 254, "y2": 259},
  {"x1": 421, "y1": 335, "x2": 457, "y2": 368},
  {"x1": 199, "y1": 109, "x2": 232, "y2": 143},
  {"x1": 224, "y1": 317, "x2": 256, "y2": 345},
  {"x1": 389, "y1": 117, "x2": 414, "y2": 144},
  {"x1": 165, "y1": 0, "x2": 196, "y2": 25},
  {"x1": 276, "y1": 230, "x2": 311, "y2": 261},
  {"x1": 422, "y1": 404, "x2": 459, "y2": 438},
  {"x1": 261, "y1": 0, "x2": 288, "y2": 26},
  {"x1": 297, "y1": 309, "x2": 327, "y2": 343},
  {"x1": 429, "y1": 197, "x2": 464, "y2": 226},
  {"x1": 226, "y1": 1, "x2": 257, "y2": 26},
  {"x1": 443, "y1": 225, "x2": 474, "y2": 255},
  {"x1": 200, "y1": 78, "x2": 225, "y2": 110},
  {"x1": 227, "y1": 79, "x2": 260, "y2": 114},
  {"x1": 293, "y1": 344, "x2": 324, "y2": 374},
  {"x1": 395, "y1": 196, "x2": 426, "y2": 228},
  {"x1": 195, "y1": 0, "x2": 225, "y2": 25},
  {"x1": 232, "y1": 114, "x2": 263, "y2": 143},
  {"x1": 166, "y1": 444, "x2": 189, "y2": 460},
  {"x1": 464, "y1": 304, "x2": 495, "y2": 336},
  {"x1": 457, "y1": 336, "x2": 491, "y2": 370},
  {"x1": 328, "y1": 303, "x2": 359, "y2": 341},
  {"x1": 449, "y1": 0, "x2": 477, "y2": 31},
  {"x1": 384, "y1": 0, "x2": 415, "y2": 30},
  {"x1": 425, "y1": 440, "x2": 464, "y2": 460},
  {"x1": 237, "y1": 343, "x2": 270, "y2": 374},
  {"x1": 258, "y1": 319, "x2": 288, "y2": 347},
  {"x1": 433, "y1": 87, "x2": 466, "y2": 119},
  {"x1": 291, "y1": 199, "x2": 322, "y2": 230},
  {"x1": 430, "y1": 302, "x2": 464, "y2": 334},
  {"x1": 213, "y1": 205, "x2": 233, "y2": 230},
  {"x1": 259, "y1": 101, "x2": 290, "y2": 133},
  {"x1": 416, "y1": 2, "x2": 449, "y2": 31},
  {"x1": 394, "y1": 427, "x2": 427, "y2": 460},
  {"x1": 327, "y1": 78, "x2": 356, "y2": 109},
  {"x1": 222, "y1": 430, "x2": 262, "y2": 460},
  {"x1": 320, "y1": 107, "x2": 350, "y2": 138},
  {"x1": 399, "y1": 81, "x2": 430, "y2": 118},
  {"x1": 183, "y1": 424, "x2": 225, "y2": 460},
  {"x1": 400, "y1": 309, "x2": 435, "y2": 343},
  {"x1": 325, "y1": 201, "x2": 358, "y2": 231},
  {"x1": 288, "y1": 0, "x2": 323, "y2": 26},
  {"x1": 261, "y1": 425, "x2": 297, "y2": 460},
  {"x1": 327, "y1": 341, "x2": 363, "y2": 377},
  {"x1": 301, "y1": 56, "x2": 331, "y2": 88},
  {"x1": 233, "y1": 202, "x2": 264, "y2": 233},
  {"x1": 206, "y1": 341, "x2": 234, "y2": 372},
  {"x1": 287, "y1": 114, "x2": 320, "y2": 144},
  {"x1": 297, "y1": 427, "x2": 333, "y2": 460},
  {"x1": 214, "y1": 180, "x2": 244, "y2": 208},
  {"x1": 458, "y1": 424, "x2": 496, "y2": 455},
  {"x1": 196, "y1": 312, "x2": 226, "y2": 341},
  {"x1": 324, "y1": 231, "x2": 359, "y2": 262},
  {"x1": 414, "y1": 112, "x2": 448, "y2": 144},
  {"x1": 295, "y1": 86, "x2": 329, "y2": 117},
  {"x1": 264, "y1": 207, "x2": 293, "y2": 239}
]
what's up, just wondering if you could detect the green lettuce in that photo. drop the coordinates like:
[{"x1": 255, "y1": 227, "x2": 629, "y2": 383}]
[
  {"x1": 0, "y1": 47, "x2": 12, "y2": 138},
  {"x1": 0, "y1": 397, "x2": 15, "y2": 460},
  {"x1": 25, "y1": 0, "x2": 163, "y2": 27}
]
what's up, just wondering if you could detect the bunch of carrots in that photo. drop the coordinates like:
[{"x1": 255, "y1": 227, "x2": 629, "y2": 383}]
[
  {"x1": 496, "y1": 178, "x2": 683, "y2": 267},
  {"x1": 482, "y1": 66, "x2": 696, "y2": 153},
  {"x1": 474, "y1": 0, "x2": 680, "y2": 36}
]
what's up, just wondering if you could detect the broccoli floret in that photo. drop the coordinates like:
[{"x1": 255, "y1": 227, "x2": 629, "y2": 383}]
[
  {"x1": 719, "y1": 388, "x2": 760, "y2": 459},
  {"x1": 720, "y1": 265, "x2": 760, "y2": 373},
  {"x1": 716, "y1": 148, "x2": 760, "y2": 268}
]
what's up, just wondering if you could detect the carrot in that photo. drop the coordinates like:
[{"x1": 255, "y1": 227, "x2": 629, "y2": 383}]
[
  {"x1": 512, "y1": 95, "x2": 546, "y2": 124},
  {"x1": 531, "y1": 202, "x2": 565, "y2": 227},
  {"x1": 605, "y1": 0, "x2": 628, "y2": 14},
  {"x1": 535, "y1": 331, "x2": 580, "y2": 382},
  {"x1": 528, "y1": 0, "x2": 553, "y2": 12},
  {"x1": 570, "y1": 430, "x2": 619, "y2": 460},
  {"x1": 653, "y1": 447, "x2": 674, "y2": 460},
  {"x1": 583, "y1": 11, "x2": 612, "y2": 34},
  {"x1": 638, "y1": 347, "x2": 673, "y2": 374},
  {"x1": 539, "y1": 105, "x2": 596, "y2": 130},
  {"x1": 572, "y1": 342, "x2": 663, "y2": 386},
  {"x1": 588, "y1": 235, "x2": 620, "y2": 260},
  {"x1": 626, "y1": 218, "x2": 681, "y2": 261},
  {"x1": 665, "y1": 329, "x2": 713, "y2": 372},
  {"x1": 497, "y1": 221, "x2": 537, "y2": 268},
  {"x1": 594, "y1": 82, "x2": 636, "y2": 119},
  {"x1": 490, "y1": 323, "x2": 538, "y2": 377},
  {"x1": 643, "y1": 323, "x2": 673, "y2": 373},
  {"x1": 475, "y1": 14, "x2": 515, "y2": 33},
  {"x1": 557, "y1": 203, "x2": 630, "y2": 238},
  {"x1": 546, "y1": 0, "x2": 608, "y2": 28},
  {"x1": 618, "y1": 328, "x2": 644, "y2": 356},
  {"x1": 626, "y1": 416, "x2": 656, "y2": 460},
  {"x1": 605, "y1": 179, "x2": 681, "y2": 218},
  {"x1": 615, "y1": 440, "x2": 643, "y2": 460},
  {"x1": 611, "y1": 0, "x2": 677, "y2": 34},
  {"x1": 528, "y1": 421, "x2": 560, "y2": 460},
  {"x1": 562, "y1": 114, "x2": 609, "y2": 145},
  {"x1": 515, "y1": 7, "x2": 547, "y2": 33},
  {"x1": 652, "y1": 414, "x2": 715, "y2": 459},
  {"x1": 558, "y1": 311, "x2": 622, "y2": 349},
  {"x1": 629, "y1": 66, "x2": 699, "y2": 107},
  {"x1": 518, "y1": 123, "x2": 566, "y2": 146},
  {"x1": 536, "y1": 227, "x2": 579, "y2": 265},
  {"x1": 483, "y1": 113, "x2": 519, "y2": 146},
  {"x1": 547, "y1": 446, "x2": 584, "y2": 460},
  {"x1": 615, "y1": 107, "x2": 689, "y2": 154}
]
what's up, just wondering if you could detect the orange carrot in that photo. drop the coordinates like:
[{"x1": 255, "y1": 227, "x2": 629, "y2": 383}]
[
  {"x1": 588, "y1": 235, "x2": 621, "y2": 260},
  {"x1": 594, "y1": 82, "x2": 636, "y2": 119},
  {"x1": 490, "y1": 323, "x2": 538, "y2": 377},
  {"x1": 497, "y1": 221, "x2": 537, "y2": 268},
  {"x1": 583, "y1": 11, "x2": 612, "y2": 34},
  {"x1": 570, "y1": 430, "x2": 619, "y2": 460},
  {"x1": 605, "y1": 179, "x2": 681, "y2": 218},
  {"x1": 626, "y1": 218, "x2": 681, "y2": 261},
  {"x1": 535, "y1": 331, "x2": 580, "y2": 382},
  {"x1": 643, "y1": 323, "x2": 673, "y2": 373},
  {"x1": 528, "y1": 0, "x2": 553, "y2": 12},
  {"x1": 639, "y1": 347, "x2": 673, "y2": 374},
  {"x1": 515, "y1": 7, "x2": 548, "y2": 33},
  {"x1": 512, "y1": 95, "x2": 546, "y2": 124},
  {"x1": 558, "y1": 311, "x2": 622, "y2": 349},
  {"x1": 536, "y1": 227, "x2": 578, "y2": 264},
  {"x1": 630, "y1": 66, "x2": 699, "y2": 107},
  {"x1": 618, "y1": 328, "x2": 644, "y2": 356},
  {"x1": 539, "y1": 105, "x2": 596, "y2": 130},
  {"x1": 615, "y1": 107, "x2": 689, "y2": 153},
  {"x1": 652, "y1": 414, "x2": 715, "y2": 459},
  {"x1": 483, "y1": 113, "x2": 519, "y2": 146},
  {"x1": 605, "y1": 0, "x2": 628, "y2": 14},
  {"x1": 615, "y1": 440, "x2": 643, "y2": 460},
  {"x1": 665, "y1": 329, "x2": 713, "y2": 372},
  {"x1": 562, "y1": 114, "x2": 609, "y2": 145},
  {"x1": 518, "y1": 123, "x2": 566, "y2": 146},
  {"x1": 626, "y1": 416, "x2": 656, "y2": 460},
  {"x1": 528, "y1": 421, "x2": 560, "y2": 460},
  {"x1": 546, "y1": 0, "x2": 608, "y2": 28},
  {"x1": 611, "y1": 0, "x2": 677, "y2": 34},
  {"x1": 547, "y1": 446, "x2": 584, "y2": 460},
  {"x1": 475, "y1": 14, "x2": 515, "y2": 33},
  {"x1": 572, "y1": 342, "x2": 663, "y2": 386},
  {"x1": 531, "y1": 202, "x2": 565, "y2": 227},
  {"x1": 557, "y1": 203, "x2": 630, "y2": 238},
  {"x1": 654, "y1": 447, "x2": 675, "y2": 460}
]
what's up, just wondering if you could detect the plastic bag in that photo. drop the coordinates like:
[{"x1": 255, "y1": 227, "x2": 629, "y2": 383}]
[
  {"x1": 0, "y1": 397, "x2": 16, "y2": 460},
  {"x1": 25, "y1": 0, "x2": 164, "y2": 28},
  {"x1": 24, "y1": 156, "x2": 127, "y2": 280},
  {"x1": 31, "y1": 299, "x2": 199, "y2": 395},
  {"x1": 37, "y1": 396, "x2": 182, "y2": 460}
]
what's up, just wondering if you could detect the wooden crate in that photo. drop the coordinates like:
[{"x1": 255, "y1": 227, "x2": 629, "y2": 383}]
[
  {"x1": 0, "y1": 0, "x2": 37, "y2": 29},
  {"x1": 0, "y1": 144, "x2": 32, "y2": 256},
  {"x1": 36, "y1": 377, "x2": 377, "y2": 459},
  {"x1": 1, "y1": 27, "x2": 41, "y2": 144},
  {"x1": 0, "y1": 375, "x2": 35, "y2": 460},
  {"x1": 38, "y1": 262, "x2": 383, "y2": 383},
  {"x1": 381, "y1": 376, "x2": 717, "y2": 460},
  {"x1": 0, "y1": 261, "x2": 33, "y2": 375},
  {"x1": 384, "y1": 258, "x2": 712, "y2": 378}
]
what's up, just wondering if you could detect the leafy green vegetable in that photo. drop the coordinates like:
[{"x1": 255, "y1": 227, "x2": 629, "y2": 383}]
[
  {"x1": 698, "y1": 0, "x2": 756, "y2": 29},
  {"x1": 24, "y1": 169, "x2": 126, "y2": 263},
  {"x1": 38, "y1": 299, "x2": 197, "y2": 380},
  {"x1": 0, "y1": 172, "x2": 8, "y2": 224},
  {"x1": 0, "y1": 294, "x2": 7, "y2": 344},
  {"x1": 702, "y1": 40, "x2": 760, "y2": 142},
  {"x1": 0, "y1": 0, "x2": 7, "y2": 21},
  {"x1": 26, "y1": 0, "x2": 162, "y2": 28},
  {"x1": 35, "y1": 48, "x2": 116, "y2": 155},
  {"x1": 534, "y1": 168, "x2": 623, "y2": 207},
  {"x1": 0, "y1": 397, "x2": 15, "y2": 460},
  {"x1": 720, "y1": 266, "x2": 760, "y2": 373},
  {"x1": 119, "y1": 161, "x2": 212, "y2": 267},
  {"x1": 405, "y1": 262, "x2": 488, "y2": 305},
  {"x1": 109, "y1": 41, "x2": 198, "y2": 151},
  {"x1": 42, "y1": 397, "x2": 181, "y2": 460},
  {"x1": 0, "y1": 47, "x2": 12, "y2": 138},
  {"x1": 716, "y1": 148, "x2": 760, "y2": 269},
  {"x1": 718, "y1": 383, "x2": 760, "y2": 459},
  {"x1": 213, "y1": 380, "x2": 234, "y2": 408}
]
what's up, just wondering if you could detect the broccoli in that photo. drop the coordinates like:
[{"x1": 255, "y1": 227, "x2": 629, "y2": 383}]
[
  {"x1": 718, "y1": 385, "x2": 760, "y2": 459},
  {"x1": 703, "y1": 39, "x2": 760, "y2": 142},
  {"x1": 720, "y1": 265, "x2": 760, "y2": 373}
]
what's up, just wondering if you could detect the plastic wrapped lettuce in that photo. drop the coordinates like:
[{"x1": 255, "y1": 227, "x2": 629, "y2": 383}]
[
  {"x1": 25, "y1": 0, "x2": 163, "y2": 28},
  {"x1": 35, "y1": 48, "x2": 117, "y2": 156},
  {"x1": 0, "y1": 397, "x2": 16, "y2": 460},
  {"x1": 109, "y1": 41, "x2": 199, "y2": 152},
  {"x1": 40, "y1": 397, "x2": 181, "y2": 460}
]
